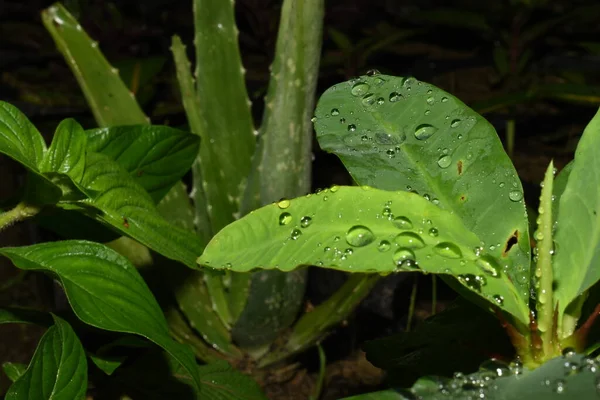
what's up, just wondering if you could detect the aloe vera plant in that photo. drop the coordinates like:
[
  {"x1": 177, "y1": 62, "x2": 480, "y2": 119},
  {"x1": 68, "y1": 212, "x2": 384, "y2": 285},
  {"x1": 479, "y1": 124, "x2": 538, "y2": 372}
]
[{"x1": 199, "y1": 73, "x2": 600, "y2": 397}]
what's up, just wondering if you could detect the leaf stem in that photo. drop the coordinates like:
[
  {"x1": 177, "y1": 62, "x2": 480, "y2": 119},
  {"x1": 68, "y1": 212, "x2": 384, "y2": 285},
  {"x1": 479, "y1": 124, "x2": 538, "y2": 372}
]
[
  {"x1": 535, "y1": 161, "x2": 556, "y2": 357},
  {"x1": 0, "y1": 202, "x2": 40, "y2": 232}
]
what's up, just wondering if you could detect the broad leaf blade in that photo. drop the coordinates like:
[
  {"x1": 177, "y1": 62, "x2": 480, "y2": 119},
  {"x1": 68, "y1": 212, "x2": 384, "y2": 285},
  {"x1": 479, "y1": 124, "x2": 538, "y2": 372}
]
[
  {"x1": 85, "y1": 125, "x2": 199, "y2": 203},
  {"x1": 314, "y1": 75, "x2": 531, "y2": 307},
  {"x1": 2, "y1": 363, "x2": 27, "y2": 383},
  {"x1": 5, "y1": 316, "x2": 87, "y2": 400},
  {"x1": 196, "y1": 361, "x2": 267, "y2": 400},
  {"x1": 40, "y1": 119, "x2": 86, "y2": 181},
  {"x1": 41, "y1": 3, "x2": 147, "y2": 126},
  {"x1": 0, "y1": 241, "x2": 202, "y2": 394},
  {"x1": 0, "y1": 101, "x2": 46, "y2": 172},
  {"x1": 69, "y1": 152, "x2": 202, "y2": 269},
  {"x1": 199, "y1": 186, "x2": 530, "y2": 323},
  {"x1": 554, "y1": 107, "x2": 600, "y2": 322}
]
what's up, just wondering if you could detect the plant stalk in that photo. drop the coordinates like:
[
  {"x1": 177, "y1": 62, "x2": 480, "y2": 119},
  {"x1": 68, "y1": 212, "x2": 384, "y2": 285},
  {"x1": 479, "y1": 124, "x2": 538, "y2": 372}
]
[{"x1": 0, "y1": 203, "x2": 40, "y2": 232}]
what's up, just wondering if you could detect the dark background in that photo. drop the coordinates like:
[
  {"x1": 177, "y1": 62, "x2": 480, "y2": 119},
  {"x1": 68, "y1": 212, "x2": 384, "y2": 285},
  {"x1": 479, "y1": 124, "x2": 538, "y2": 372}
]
[{"x1": 1, "y1": 0, "x2": 599, "y2": 398}]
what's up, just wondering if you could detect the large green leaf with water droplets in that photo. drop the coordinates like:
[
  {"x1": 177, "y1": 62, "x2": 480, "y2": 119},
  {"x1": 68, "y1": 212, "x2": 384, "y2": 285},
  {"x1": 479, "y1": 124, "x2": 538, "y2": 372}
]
[
  {"x1": 343, "y1": 353, "x2": 600, "y2": 400},
  {"x1": 313, "y1": 75, "x2": 531, "y2": 308},
  {"x1": 5, "y1": 316, "x2": 87, "y2": 400},
  {"x1": 0, "y1": 241, "x2": 202, "y2": 395},
  {"x1": 554, "y1": 107, "x2": 600, "y2": 327},
  {"x1": 199, "y1": 186, "x2": 530, "y2": 324}
]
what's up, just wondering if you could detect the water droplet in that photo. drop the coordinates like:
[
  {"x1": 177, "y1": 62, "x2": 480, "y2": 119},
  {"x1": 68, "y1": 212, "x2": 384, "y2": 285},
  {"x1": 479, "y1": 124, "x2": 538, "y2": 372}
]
[
  {"x1": 351, "y1": 82, "x2": 370, "y2": 97},
  {"x1": 377, "y1": 97, "x2": 385, "y2": 105},
  {"x1": 348, "y1": 124, "x2": 356, "y2": 132},
  {"x1": 277, "y1": 199, "x2": 290, "y2": 209},
  {"x1": 291, "y1": 229, "x2": 302, "y2": 240},
  {"x1": 562, "y1": 347, "x2": 576, "y2": 357},
  {"x1": 362, "y1": 93, "x2": 375, "y2": 106},
  {"x1": 389, "y1": 92, "x2": 403, "y2": 102},
  {"x1": 437, "y1": 155, "x2": 452, "y2": 168},
  {"x1": 553, "y1": 379, "x2": 565, "y2": 394},
  {"x1": 441, "y1": 97, "x2": 448, "y2": 103},
  {"x1": 403, "y1": 77, "x2": 416, "y2": 87},
  {"x1": 279, "y1": 212, "x2": 292, "y2": 225},
  {"x1": 331, "y1": 108, "x2": 340, "y2": 116},
  {"x1": 414, "y1": 124, "x2": 438, "y2": 140},
  {"x1": 457, "y1": 274, "x2": 483, "y2": 292},
  {"x1": 493, "y1": 294, "x2": 504, "y2": 305},
  {"x1": 394, "y1": 232, "x2": 425, "y2": 248},
  {"x1": 345, "y1": 248, "x2": 353, "y2": 256},
  {"x1": 392, "y1": 216, "x2": 413, "y2": 229},
  {"x1": 476, "y1": 255, "x2": 501, "y2": 277},
  {"x1": 346, "y1": 225, "x2": 375, "y2": 247},
  {"x1": 378, "y1": 240, "x2": 391, "y2": 252},
  {"x1": 393, "y1": 248, "x2": 416, "y2": 266},
  {"x1": 509, "y1": 190, "x2": 523, "y2": 202},
  {"x1": 428, "y1": 227, "x2": 439, "y2": 237},
  {"x1": 311, "y1": 116, "x2": 317, "y2": 123},
  {"x1": 386, "y1": 149, "x2": 395, "y2": 158},
  {"x1": 324, "y1": 246, "x2": 331, "y2": 253},
  {"x1": 375, "y1": 132, "x2": 397, "y2": 145},
  {"x1": 300, "y1": 216, "x2": 312, "y2": 228},
  {"x1": 426, "y1": 96, "x2": 435, "y2": 105},
  {"x1": 330, "y1": 185, "x2": 339, "y2": 193},
  {"x1": 450, "y1": 119, "x2": 461, "y2": 128},
  {"x1": 366, "y1": 69, "x2": 380, "y2": 76},
  {"x1": 433, "y1": 242, "x2": 462, "y2": 258}
]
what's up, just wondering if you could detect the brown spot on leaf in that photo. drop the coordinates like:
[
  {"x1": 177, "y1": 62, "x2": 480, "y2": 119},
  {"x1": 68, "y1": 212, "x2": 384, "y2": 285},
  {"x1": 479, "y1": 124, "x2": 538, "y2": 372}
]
[
  {"x1": 459, "y1": 194, "x2": 466, "y2": 202},
  {"x1": 502, "y1": 230, "x2": 518, "y2": 256},
  {"x1": 457, "y1": 160, "x2": 463, "y2": 175},
  {"x1": 136, "y1": 170, "x2": 143, "y2": 177},
  {"x1": 123, "y1": 217, "x2": 129, "y2": 228}
]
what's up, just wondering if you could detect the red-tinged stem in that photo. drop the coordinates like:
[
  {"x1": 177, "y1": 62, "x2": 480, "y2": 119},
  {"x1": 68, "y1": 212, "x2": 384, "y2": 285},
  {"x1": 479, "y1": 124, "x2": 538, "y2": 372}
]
[{"x1": 574, "y1": 303, "x2": 600, "y2": 348}]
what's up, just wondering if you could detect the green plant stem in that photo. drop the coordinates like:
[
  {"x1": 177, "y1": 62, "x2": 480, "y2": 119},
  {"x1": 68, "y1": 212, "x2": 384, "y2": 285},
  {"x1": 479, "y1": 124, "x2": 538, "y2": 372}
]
[
  {"x1": 535, "y1": 161, "x2": 556, "y2": 357},
  {"x1": 0, "y1": 203, "x2": 40, "y2": 232},
  {"x1": 407, "y1": 275, "x2": 418, "y2": 332},
  {"x1": 310, "y1": 344, "x2": 326, "y2": 400}
]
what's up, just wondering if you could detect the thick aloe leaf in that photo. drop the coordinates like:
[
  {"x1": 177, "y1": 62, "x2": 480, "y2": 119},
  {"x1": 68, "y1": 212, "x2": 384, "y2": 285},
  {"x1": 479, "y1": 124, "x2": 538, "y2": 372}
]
[
  {"x1": 199, "y1": 186, "x2": 530, "y2": 324},
  {"x1": 554, "y1": 107, "x2": 600, "y2": 327},
  {"x1": 84, "y1": 125, "x2": 199, "y2": 203},
  {"x1": 2, "y1": 363, "x2": 26, "y2": 383},
  {"x1": 0, "y1": 101, "x2": 46, "y2": 171},
  {"x1": 258, "y1": 273, "x2": 380, "y2": 367},
  {"x1": 314, "y1": 74, "x2": 531, "y2": 307},
  {"x1": 0, "y1": 241, "x2": 202, "y2": 394},
  {"x1": 41, "y1": 3, "x2": 147, "y2": 126},
  {"x1": 5, "y1": 315, "x2": 87, "y2": 400},
  {"x1": 166, "y1": 308, "x2": 224, "y2": 363},
  {"x1": 192, "y1": 0, "x2": 255, "y2": 232},
  {"x1": 67, "y1": 151, "x2": 202, "y2": 269}
]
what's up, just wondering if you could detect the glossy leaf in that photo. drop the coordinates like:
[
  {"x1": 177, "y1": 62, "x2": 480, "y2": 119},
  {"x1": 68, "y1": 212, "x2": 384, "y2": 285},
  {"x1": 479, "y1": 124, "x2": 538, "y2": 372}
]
[
  {"x1": 2, "y1": 363, "x2": 26, "y2": 383},
  {"x1": 88, "y1": 353, "x2": 126, "y2": 376},
  {"x1": 68, "y1": 152, "x2": 202, "y2": 269},
  {"x1": 314, "y1": 75, "x2": 531, "y2": 310},
  {"x1": 0, "y1": 101, "x2": 46, "y2": 172},
  {"x1": 196, "y1": 361, "x2": 267, "y2": 400},
  {"x1": 40, "y1": 119, "x2": 86, "y2": 181},
  {"x1": 342, "y1": 391, "x2": 407, "y2": 400},
  {"x1": 0, "y1": 241, "x2": 202, "y2": 394},
  {"x1": 554, "y1": 107, "x2": 600, "y2": 328},
  {"x1": 5, "y1": 315, "x2": 87, "y2": 400},
  {"x1": 41, "y1": 4, "x2": 147, "y2": 126},
  {"x1": 84, "y1": 125, "x2": 199, "y2": 203},
  {"x1": 199, "y1": 186, "x2": 530, "y2": 323}
]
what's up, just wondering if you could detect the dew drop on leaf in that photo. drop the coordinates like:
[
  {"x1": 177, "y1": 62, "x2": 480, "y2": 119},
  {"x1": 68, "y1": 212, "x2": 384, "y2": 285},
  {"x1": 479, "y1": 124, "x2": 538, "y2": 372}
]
[
  {"x1": 348, "y1": 124, "x2": 356, "y2": 132},
  {"x1": 493, "y1": 294, "x2": 504, "y2": 305},
  {"x1": 428, "y1": 227, "x2": 439, "y2": 237},
  {"x1": 277, "y1": 199, "x2": 290, "y2": 209},
  {"x1": 457, "y1": 274, "x2": 483, "y2": 292},
  {"x1": 476, "y1": 255, "x2": 501, "y2": 277},
  {"x1": 392, "y1": 216, "x2": 413, "y2": 229},
  {"x1": 437, "y1": 155, "x2": 452, "y2": 168},
  {"x1": 290, "y1": 229, "x2": 302, "y2": 240},
  {"x1": 414, "y1": 124, "x2": 438, "y2": 140},
  {"x1": 389, "y1": 92, "x2": 403, "y2": 102},
  {"x1": 351, "y1": 82, "x2": 369, "y2": 97},
  {"x1": 433, "y1": 242, "x2": 462, "y2": 258},
  {"x1": 300, "y1": 216, "x2": 312, "y2": 228},
  {"x1": 346, "y1": 225, "x2": 375, "y2": 247},
  {"x1": 378, "y1": 240, "x2": 391, "y2": 252},
  {"x1": 393, "y1": 247, "x2": 416, "y2": 266},
  {"x1": 394, "y1": 232, "x2": 425, "y2": 249},
  {"x1": 330, "y1": 185, "x2": 339, "y2": 193},
  {"x1": 362, "y1": 94, "x2": 375, "y2": 107},
  {"x1": 509, "y1": 190, "x2": 523, "y2": 202},
  {"x1": 279, "y1": 212, "x2": 292, "y2": 225},
  {"x1": 450, "y1": 119, "x2": 461, "y2": 128},
  {"x1": 331, "y1": 108, "x2": 340, "y2": 116}
]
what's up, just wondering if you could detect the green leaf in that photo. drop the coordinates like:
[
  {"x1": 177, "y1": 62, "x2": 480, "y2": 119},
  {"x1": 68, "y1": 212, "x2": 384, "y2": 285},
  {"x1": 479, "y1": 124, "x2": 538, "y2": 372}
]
[
  {"x1": 41, "y1": 4, "x2": 147, "y2": 126},
  {"x1": 199, "y1": 186, "x2": 530, "y2": 323},
  {"x1": 5, "y1": 315, "x2": 87, "y2": 400},
  {"x1": 0, "y1": 241, "x2": 202, "y2": 394},
  {"x1": 258, "y1": 273, "x2": 380, "y2": 367},
  {"x1": 84, "y1": 125, "x2": 200, "y2": 203},
  {"x1": 0, "y1": 307, "x2": 53, "y2": 326},
  {"x1": 341, "y1": 391, "x2": 407, "y2": 400},
  {"x1": 554, "y1": 107, "x2": 600, "y2": 329},
  {"x1": 191, "y1": 0, "x2": 255, "y2": 233},
  {"x1": 67, "y1": 152, "x2": 202, "y2": 269},
  {"x1": 196, "y1": 361, "x2": 267, "y2": 400},
  {"x1": 314, "y1": 75, "x2": 531, "y2": 312},
  {"x1": 2, "y1": 363, "x2": 27, "y2": 383},
  {"x1": 40, "y1": 119, "x2": 86, "y2": 181},
  {"x1": 0, "y1": 101, "x2": 46, "y2": 172},
  {"x1": 88, "y1": 353, "x2": 126, "y2": 376}
]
